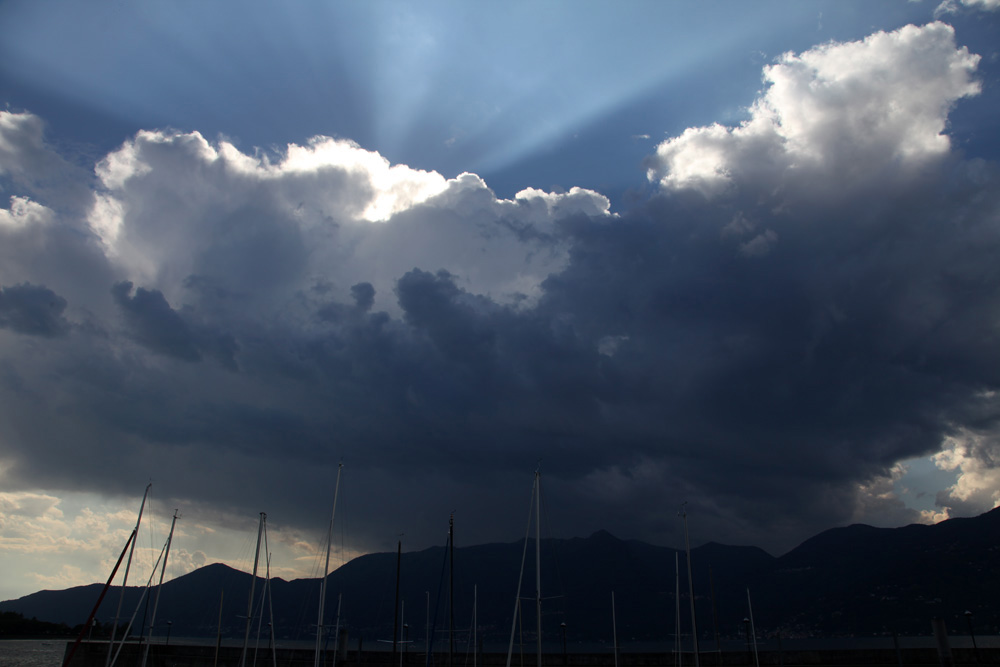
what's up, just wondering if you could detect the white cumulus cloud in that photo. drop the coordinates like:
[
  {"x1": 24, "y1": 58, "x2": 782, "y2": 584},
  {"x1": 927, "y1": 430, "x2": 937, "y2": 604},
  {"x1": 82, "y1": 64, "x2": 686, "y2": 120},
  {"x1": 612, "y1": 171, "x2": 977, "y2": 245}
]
[
  {"x1": 648, "y1": 22, "x2": 981, "y2": 199},
  {"x1": 84, "y1": 127, "x2": 611, "y2": 313},
  {"x1": 932, "y1": 428, "x2": 1000, "y2": 514},
  {"x1": 936, "y1": 0, "x2": 1000, "y2": 17}
]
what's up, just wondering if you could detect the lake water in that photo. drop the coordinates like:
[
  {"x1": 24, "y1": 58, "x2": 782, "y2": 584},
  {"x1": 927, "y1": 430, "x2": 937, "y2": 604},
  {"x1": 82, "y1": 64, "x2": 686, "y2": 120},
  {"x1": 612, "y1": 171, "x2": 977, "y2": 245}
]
[
  {"x1": 0, "y1": 639, "x2": 65, "y2": 667},
  {"x1": 2, "y1": 635, "x2": 996, "y2": 667}
]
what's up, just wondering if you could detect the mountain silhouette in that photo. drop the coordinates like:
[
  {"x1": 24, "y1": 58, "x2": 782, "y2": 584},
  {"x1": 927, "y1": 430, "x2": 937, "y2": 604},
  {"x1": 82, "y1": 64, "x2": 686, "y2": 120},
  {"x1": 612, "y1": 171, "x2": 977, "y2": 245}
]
[{"x1": 2, "y1": 509, "x2": 996, "y2": 643}]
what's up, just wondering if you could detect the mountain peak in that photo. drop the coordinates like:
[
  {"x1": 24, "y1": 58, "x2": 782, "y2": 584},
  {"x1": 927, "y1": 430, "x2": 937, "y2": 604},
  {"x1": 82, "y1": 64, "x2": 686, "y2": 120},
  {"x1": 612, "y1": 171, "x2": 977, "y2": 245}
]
[{"x1": 587, "y1": 529, "x2": 619, "y2": 541}]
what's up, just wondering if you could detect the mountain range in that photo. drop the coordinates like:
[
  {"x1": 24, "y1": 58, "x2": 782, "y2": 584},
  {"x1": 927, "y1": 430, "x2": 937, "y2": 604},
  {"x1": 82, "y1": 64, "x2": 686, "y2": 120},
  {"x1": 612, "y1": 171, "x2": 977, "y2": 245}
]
[{"x1": 2, "y1": 508, "x2": 997, "y2": 645}]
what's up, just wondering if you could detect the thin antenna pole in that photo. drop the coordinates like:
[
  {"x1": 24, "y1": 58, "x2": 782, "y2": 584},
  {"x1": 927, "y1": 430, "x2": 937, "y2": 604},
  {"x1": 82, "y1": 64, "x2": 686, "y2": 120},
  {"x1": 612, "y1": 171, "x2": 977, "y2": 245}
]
[
  {"x1": 316, "y1": 463, "x2": 344, "y2": 667},
  {"x1": 425, "y1": 591, "x2": 431, "y2": 667},
  {"x1": 107, "y1": 483, "x2": 150, "y2": 667}
]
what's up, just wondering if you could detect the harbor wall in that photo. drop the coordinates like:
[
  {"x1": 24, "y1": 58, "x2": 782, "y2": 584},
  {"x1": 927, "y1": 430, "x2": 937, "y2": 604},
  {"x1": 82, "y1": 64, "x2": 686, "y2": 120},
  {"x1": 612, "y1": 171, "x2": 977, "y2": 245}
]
[{"x1": 63, "y1": 641, "x2": 1000, "y2": 667}]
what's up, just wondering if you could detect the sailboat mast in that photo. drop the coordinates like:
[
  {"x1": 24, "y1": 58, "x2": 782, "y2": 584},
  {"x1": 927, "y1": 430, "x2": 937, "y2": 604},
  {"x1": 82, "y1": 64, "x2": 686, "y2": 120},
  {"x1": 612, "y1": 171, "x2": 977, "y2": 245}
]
[
  {"x1": 709, "y1": 567, "x2": 721, "y2": 654},
  {"x1": 505, "y1": 474, "x2": 538, "y2": 667},
  {"x1": 680, "y1": 504, "x2": 699, "y2": 667},
  {"x1": 746, "y1": 589, "x2": 759, "y2": 667},
  {"x1": 266, "y1": 548, "x2": 278, "y2": 667},
  {"x1": 535, "y1": 470, "x2": 541, "y2": 667},
  {"x1": 316, "y1": 463, "x2": 344, "y2": 667},
  {"x1": 612, "y1": 591, "x2": 619, "y2": 667},
  {"x1": 393, "y1": 538, "x2": 402, "y2": 666},
  {"x1": 107, "y1": 535, "x2": 168, "y2": 667},
  {"x1": 449, "y1": 514, "x2": 455, "y2": 667},
  {"x1": 107, "y1": 483, "x2": 150, "y2": 667},
  {"x1": 141, "y1": 510, "x2": 179, "y2": 667},
  {"x1": 62, "y1": 529, "x2": 136, "y2": 667},
  {"x1": 333, "y1": 592, "x2": 343, "y2": 659},
  {"x1": 674, "y1": 552, "x2": 681, "y2": 667},
  {"x1": 241, "y1": 512, "x2": 266, "y2": 667},
  {"x1": 214, "y1": 589, "x2": 224, "y2": 667}
]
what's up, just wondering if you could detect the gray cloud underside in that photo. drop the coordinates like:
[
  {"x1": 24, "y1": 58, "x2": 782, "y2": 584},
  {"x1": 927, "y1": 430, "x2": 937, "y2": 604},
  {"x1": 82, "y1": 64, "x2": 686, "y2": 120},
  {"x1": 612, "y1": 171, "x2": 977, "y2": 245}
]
[
  {"x1": 0, "y1": 283, "x2": 70, "y2": 337},
  {"x1": 1, "y1": 22, "x2": 998, "y2": 554}
]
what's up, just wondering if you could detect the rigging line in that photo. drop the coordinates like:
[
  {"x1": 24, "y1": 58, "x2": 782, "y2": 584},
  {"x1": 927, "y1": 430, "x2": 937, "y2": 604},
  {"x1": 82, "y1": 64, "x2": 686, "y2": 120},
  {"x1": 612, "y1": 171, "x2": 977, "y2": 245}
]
[
  {"x1": 537, "y1": 475, "x2": 568, "y2": 624},
  {"x1": 235, "y1": 522, "x2": 258, "y2": 575},
  {"x1": 296, "y1": 504, "x2": 329, "y2": 645},
  {"x1": 323, "y1": 592, "x2": 341, "y2": 656},
  {"x1": 327, "y1": 463, "x2": 349, "y2": 655},
  {"x1": 142, "y1": 511, "x2": 179, "y2": 667},
  {"x1": 144, "y1": 486, "x2": 156, "y2": 578},
  {"x1": 109, "y1": 575, "x2": 152, "y2": 667},
  {"x1": 462, "y1": 585, "x2": 478, "y2": 667},
  {"x1": 373, "y1": 545, "x2": 395, "y2": 637},
  {"x1": 518, "y1": 599, "x2": 524, "y2": 667},
  {"x1": 505, "y1": 475, "x2": 537, "y2": 667},
  {"x1": 109, "y1": 531, "x2": 171, "y2": 667},
  {"x1": 335, "y1": 467, "x2": 351, "y2": 574},
  {"x1": 337, "y1": 462, "x2": 349, "y2": 562}
]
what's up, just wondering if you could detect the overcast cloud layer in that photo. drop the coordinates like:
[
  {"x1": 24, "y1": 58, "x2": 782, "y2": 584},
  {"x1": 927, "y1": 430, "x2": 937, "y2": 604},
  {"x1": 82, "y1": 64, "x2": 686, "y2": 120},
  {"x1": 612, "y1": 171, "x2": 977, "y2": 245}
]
[{"x1": 2, "y1": 20, "x2": 1000, "y2": 597}]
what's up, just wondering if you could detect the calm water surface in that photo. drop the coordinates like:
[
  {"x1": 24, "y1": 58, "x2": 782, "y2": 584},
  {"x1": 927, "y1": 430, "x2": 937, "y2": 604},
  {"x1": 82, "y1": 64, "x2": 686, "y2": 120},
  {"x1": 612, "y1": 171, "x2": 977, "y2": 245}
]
[
  {"x1": 1, "y1": 635, "x2": 996, "y2": 667},
  {"x1": 0, "y1": 639, "x2": 65, "y2": 667}
]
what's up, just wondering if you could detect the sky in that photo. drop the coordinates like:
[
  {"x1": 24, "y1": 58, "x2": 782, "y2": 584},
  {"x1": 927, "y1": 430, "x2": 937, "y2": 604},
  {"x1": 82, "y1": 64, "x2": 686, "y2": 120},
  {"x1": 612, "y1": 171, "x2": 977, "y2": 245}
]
[{"x1": 1, "y1": 0, "x2": 999, "y2": 602}]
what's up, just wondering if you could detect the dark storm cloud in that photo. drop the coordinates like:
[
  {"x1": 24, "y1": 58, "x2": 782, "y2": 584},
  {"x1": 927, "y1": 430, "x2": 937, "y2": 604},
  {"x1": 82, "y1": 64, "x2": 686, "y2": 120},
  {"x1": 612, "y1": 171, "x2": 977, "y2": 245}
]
[
  {"x1": 111, "y1": 281, "x2": 201, "y2": 362},
  {"x1": 255, "y1": 148, "x2": 998, "y2": 546},
  {"x1": 350, "y1": 282, "x2": 375, "y2": 311},
  {"x1": 0, "y1": 283, "x2": 70, "y2": 337},
  {"x1": 384, "y1": 267, "x2": 630, "y2": 469},
  {"x1": 551, "y1": 164, "x2": 999, "y2": 520},
  {"x1": 110, "y1": 281, "x2": 239, "y2": 368}
]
